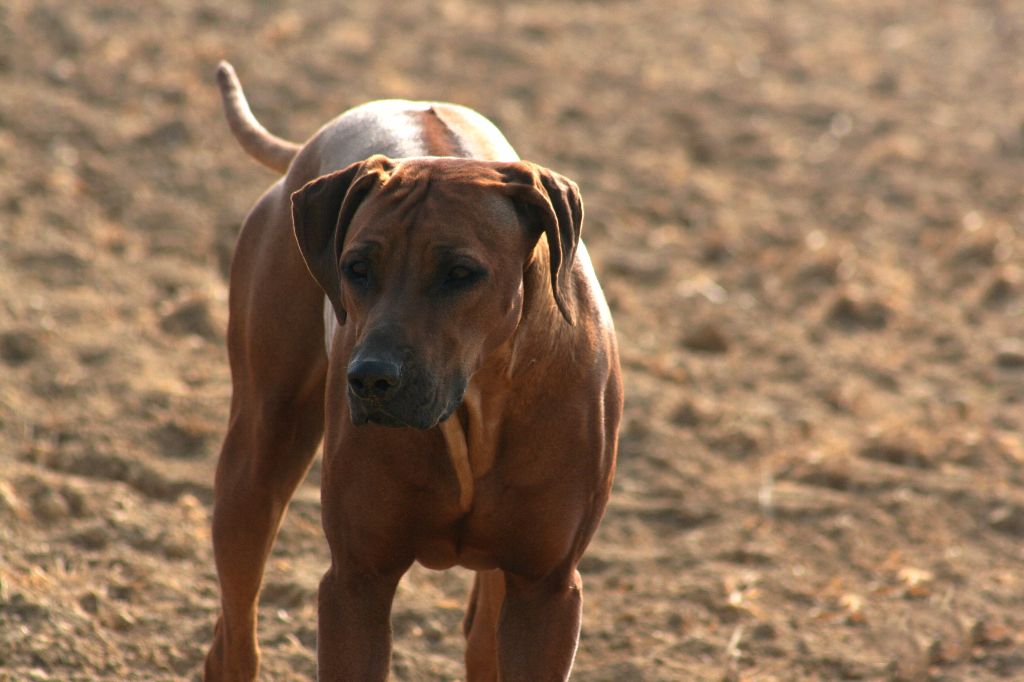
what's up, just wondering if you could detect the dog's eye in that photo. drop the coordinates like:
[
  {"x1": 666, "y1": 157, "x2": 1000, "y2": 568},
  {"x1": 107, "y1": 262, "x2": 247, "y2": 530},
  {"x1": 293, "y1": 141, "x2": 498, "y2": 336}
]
[
  {"x1": 443, "y1": 265, "x2": 484, "y2": 289},
  {"x1": 447, "y1": 266, "x2": 472, "y2": 281},
  {"x1": 343, "y1": 260, "x2": 370, "y2": 283}
]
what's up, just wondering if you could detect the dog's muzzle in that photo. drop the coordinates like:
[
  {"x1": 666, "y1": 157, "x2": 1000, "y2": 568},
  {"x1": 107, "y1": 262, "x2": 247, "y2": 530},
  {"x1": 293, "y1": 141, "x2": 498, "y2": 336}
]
[{"x1": 345, "y1": 354, "x2": 465, "y2": 430}]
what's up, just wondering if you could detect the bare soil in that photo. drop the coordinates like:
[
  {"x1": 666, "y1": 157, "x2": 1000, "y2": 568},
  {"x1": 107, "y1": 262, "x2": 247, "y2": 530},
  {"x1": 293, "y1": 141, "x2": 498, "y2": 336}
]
[{"x1": 2, "y1": 1, "x2": 1024, "y2": 680}]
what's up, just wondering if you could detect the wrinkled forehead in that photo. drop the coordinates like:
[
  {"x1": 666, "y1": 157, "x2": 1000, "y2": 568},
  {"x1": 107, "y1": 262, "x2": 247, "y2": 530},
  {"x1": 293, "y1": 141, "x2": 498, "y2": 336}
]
[{"x1": 345, "y1": 159, "x2": 524, "y2": 252}]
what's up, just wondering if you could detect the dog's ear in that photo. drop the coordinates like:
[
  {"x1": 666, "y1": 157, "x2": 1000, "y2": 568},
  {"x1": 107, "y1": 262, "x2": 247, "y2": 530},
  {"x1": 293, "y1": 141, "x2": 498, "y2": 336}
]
[
  {"x1": 292, "y1": 155, "x2": 394, "y2": 324},
  {"x1": 499, "y1": 162, "x2": 583, "y2": 325}
]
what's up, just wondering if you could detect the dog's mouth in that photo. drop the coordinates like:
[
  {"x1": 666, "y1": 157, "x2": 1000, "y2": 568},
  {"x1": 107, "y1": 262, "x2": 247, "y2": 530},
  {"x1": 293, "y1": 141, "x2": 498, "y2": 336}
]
[
  {"x1": 349, "y1": 398, "x2": 414, "y2": 428},
  {"x1": 360, "y1": 409, "x2": 408, "y2": 428},
  {"x1": 347, "y1": 395, "x2": 442, "y2": 430},
  {"x1": 348, "y1": 378, "x2": 465, "y2": 431}
]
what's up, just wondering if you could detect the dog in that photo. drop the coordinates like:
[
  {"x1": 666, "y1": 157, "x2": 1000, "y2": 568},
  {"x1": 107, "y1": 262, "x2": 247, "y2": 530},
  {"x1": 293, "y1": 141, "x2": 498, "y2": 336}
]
[{"x1": 204, "y1": 61, "x2": 622, "y2": 681}]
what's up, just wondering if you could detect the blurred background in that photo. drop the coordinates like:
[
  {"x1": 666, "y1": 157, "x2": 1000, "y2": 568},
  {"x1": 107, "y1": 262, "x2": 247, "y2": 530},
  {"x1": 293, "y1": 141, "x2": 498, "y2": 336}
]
[{"x1": 1, "y1": 0, "x2": 1023, "y2": 679}]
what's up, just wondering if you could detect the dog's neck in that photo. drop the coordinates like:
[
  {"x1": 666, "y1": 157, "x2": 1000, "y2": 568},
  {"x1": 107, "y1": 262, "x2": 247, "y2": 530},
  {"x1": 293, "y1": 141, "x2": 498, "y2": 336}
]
[
  {"x1": 438, "y1": 382, "x2": 485, "y2": 513},
  {"x1": 437, "y1": 238, "x2": 571, "y2": 514},
  {"x1": 438, "y1": 334, "x2": 519, "y2": 513}
]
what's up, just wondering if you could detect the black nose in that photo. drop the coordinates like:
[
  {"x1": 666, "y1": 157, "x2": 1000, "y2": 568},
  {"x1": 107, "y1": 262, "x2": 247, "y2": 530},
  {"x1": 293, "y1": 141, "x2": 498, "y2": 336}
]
[{"x1": 347, "y1": 358, "x2": 402, "y2": 401}]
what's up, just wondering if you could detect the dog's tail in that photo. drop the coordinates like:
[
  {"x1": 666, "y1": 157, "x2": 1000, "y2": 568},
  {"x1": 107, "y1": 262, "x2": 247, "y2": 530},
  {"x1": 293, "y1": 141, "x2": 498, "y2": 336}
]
[{"x1": 215, "y1": 61, "x2": 300, "y2": 174}]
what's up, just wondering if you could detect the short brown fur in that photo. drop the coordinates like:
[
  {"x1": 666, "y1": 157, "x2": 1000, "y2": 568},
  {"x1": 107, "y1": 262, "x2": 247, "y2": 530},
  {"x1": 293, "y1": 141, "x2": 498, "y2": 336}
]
[{"x1": 204, "y1": 62, "x2": 622, "y2": 682}]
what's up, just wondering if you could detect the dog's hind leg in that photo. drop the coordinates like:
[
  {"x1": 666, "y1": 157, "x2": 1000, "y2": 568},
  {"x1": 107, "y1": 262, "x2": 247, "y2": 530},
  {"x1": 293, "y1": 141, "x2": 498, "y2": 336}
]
[{"x1": 204, "y1": 188, "x2": 328, "y2": 681}]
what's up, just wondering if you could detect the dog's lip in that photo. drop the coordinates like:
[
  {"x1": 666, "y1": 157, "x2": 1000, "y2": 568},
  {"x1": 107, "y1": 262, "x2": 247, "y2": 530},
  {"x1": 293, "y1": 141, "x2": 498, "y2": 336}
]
[
  {"x1": 349, "y1": 397, "x2": 432, "y2": 430},
  {"x1": 350, "y1": 401, "x2": 408, "y2": 427},
  {"x1": 365, "y1": 412, "x2": 405, "y2": 427},
  {"x1": 347, "y1": 382, "x2": 465, "y2": 430}
]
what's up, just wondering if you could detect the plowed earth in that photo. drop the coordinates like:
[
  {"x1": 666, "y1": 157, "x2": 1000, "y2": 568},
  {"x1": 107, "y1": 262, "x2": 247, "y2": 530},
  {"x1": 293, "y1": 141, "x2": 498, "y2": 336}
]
[{"x1": 2, "y1": 1, "x2": 1023, "y2": 680}]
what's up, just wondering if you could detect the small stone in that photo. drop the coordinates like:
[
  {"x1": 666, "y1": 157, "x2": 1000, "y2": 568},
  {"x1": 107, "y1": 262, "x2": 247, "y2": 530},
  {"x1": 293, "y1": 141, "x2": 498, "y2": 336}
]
[
  {"x1": 795, "y1": 256, "x2": 840, "y2": 285},
  {"x1": 682, "y1": 322, "x2": 729, "y2": 353},
  {"x1": 671, "y1": 400, "x2": 703, "y2": 427},
  {"x1": 981, "y1": 271, "x2": 1019, "y2": 306},
  {"x1": 30, "y1": 487, "x2": 70, "y2": 522},
  {"x1": 5, "y1": 592, "x2": 49, "y2": 621},
  {"x1": 749, "y1": 622, "x2": 777, "y2": 640},
  {"x1": 827, "y1": 293, "x2": 889, "y2": 330},
  {"x1": 261, "y1": 581, "x2": 309, "y2": 609},
  {"x1": 897, "y1": 567, "x2": 934, "y2": 598},
  {"x1": 77, "y1": 345, "x2": 113, "y2": 366},
  {"x1": 149, "y1": 420, "x2": 209, "y2": 459},
  {"x1": 949, "y1": 239, "x2": 996, "y2": 268},
  {"x1": 79, "y1": 591, "x2": 101, "y2": 614},
  {"x1": 665, "y1": 612, "x2": 686, "y2": 631},
  {"x1": 859, "y1": 434, "x2": 931, "y2": 468},
  {"x1": 0, "y1": 330, "x2": 41, "y2": 366},
  {"x1": 988, "y1": 505, "x2": 1024, "y2": 536},
  {"x1": 70, "y1": 524, "x2": 110, "y2": 550},
  {"x1": 107, "y1": 609, "x2": 135, "y2": 632},
  {"x1": 158, "y1": 531, "x2": 196, "y2": 560},
  {"x1": 838, "y1": 593, "x2": 866, "y2": 624},
  {"x1": 0, "y1": 481, "x2": 27, "y2": 519},
  {"x1": 421, "y1": 618, "x2": 445, "y2": 642},
  {"x1": 707, "y1": 429, "x2": 760, "y2": 460},
  {"x1": 927, "y1": 637, "x2": 966, "y2": 665},
  {"x1": 59, "y1": 485, "x2": 88, "y2": 516},
  {"x1": 995, "y1": 343, "x2": 1024, "y2": 369},
  {"x1": 970, "y1": 618, "x2": 1014, "y2": 647},
  {"x1": 107, "y1": 583, "x2": 135, "y2": 602},
  {"x1": 159, "y1": 297, "x2": 218, "y2": 339}
]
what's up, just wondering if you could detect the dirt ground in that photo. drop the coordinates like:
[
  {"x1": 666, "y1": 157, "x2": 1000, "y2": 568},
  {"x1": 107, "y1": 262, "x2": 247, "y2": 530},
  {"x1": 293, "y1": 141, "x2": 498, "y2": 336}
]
[{"x1": 2, "y1": 0, "x2": 1024, "y2": 679}]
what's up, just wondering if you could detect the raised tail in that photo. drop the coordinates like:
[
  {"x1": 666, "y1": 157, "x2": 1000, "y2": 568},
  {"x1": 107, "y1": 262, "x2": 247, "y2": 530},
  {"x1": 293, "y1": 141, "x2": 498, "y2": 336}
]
[{"x1": 215, "y1": 61, "x2": 300, "y2": 174}]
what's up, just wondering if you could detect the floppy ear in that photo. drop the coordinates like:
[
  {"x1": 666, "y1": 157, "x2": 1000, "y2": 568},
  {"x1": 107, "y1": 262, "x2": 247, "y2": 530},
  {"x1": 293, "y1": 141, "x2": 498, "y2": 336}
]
[
  {"x1": 291, "y1": 155, "x2": 394, "y2": 323},
  {"x1": 499, "y1": 162, "x2": 584, "y2": 325}
]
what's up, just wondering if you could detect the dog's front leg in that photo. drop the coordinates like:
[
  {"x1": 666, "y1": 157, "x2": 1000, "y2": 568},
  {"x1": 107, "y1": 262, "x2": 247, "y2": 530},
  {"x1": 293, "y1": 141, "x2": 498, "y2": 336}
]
[
  {"x1": 497, "y1": 568, "x2": 584, "y2": 682},
  {"x1": 316, "y1": 557, "x2": 408, "y2": 681}
]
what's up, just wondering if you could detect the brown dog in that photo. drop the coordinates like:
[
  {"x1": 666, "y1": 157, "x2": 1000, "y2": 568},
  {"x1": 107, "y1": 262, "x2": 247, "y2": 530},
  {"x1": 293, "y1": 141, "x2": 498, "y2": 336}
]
[{"x1": 204, "y1": 61, "x2": 622, "y2": 681}]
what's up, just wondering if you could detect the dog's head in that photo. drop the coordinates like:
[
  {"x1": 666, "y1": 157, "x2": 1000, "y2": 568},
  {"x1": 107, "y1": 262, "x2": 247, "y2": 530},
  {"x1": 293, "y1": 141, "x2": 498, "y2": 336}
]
[{"x1": 292, "y1": 155, "x2": 583, "y2": 429}]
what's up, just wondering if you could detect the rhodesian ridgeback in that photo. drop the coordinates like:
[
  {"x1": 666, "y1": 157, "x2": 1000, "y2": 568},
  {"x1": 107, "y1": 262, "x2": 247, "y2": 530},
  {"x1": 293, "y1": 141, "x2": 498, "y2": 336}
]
[{"x1": 204, "y1": 61, "x2": 622, "y2": 681}]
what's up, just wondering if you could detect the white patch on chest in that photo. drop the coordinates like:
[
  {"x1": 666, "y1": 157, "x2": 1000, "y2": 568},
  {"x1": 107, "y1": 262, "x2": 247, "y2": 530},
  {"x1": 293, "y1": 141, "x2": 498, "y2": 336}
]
[
  {"x1": 439, "y1": 416, "x2": 474, "y2": 513},
  {"x1": 324, "y1": 296, "x2": 338, "y2": 356}
]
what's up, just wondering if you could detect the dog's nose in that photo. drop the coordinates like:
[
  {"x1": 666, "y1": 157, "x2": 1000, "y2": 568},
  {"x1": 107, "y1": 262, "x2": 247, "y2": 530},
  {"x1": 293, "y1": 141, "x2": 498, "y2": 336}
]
[{"x1": 347, "y1": 358, "x2": 403, "y2": 401}]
